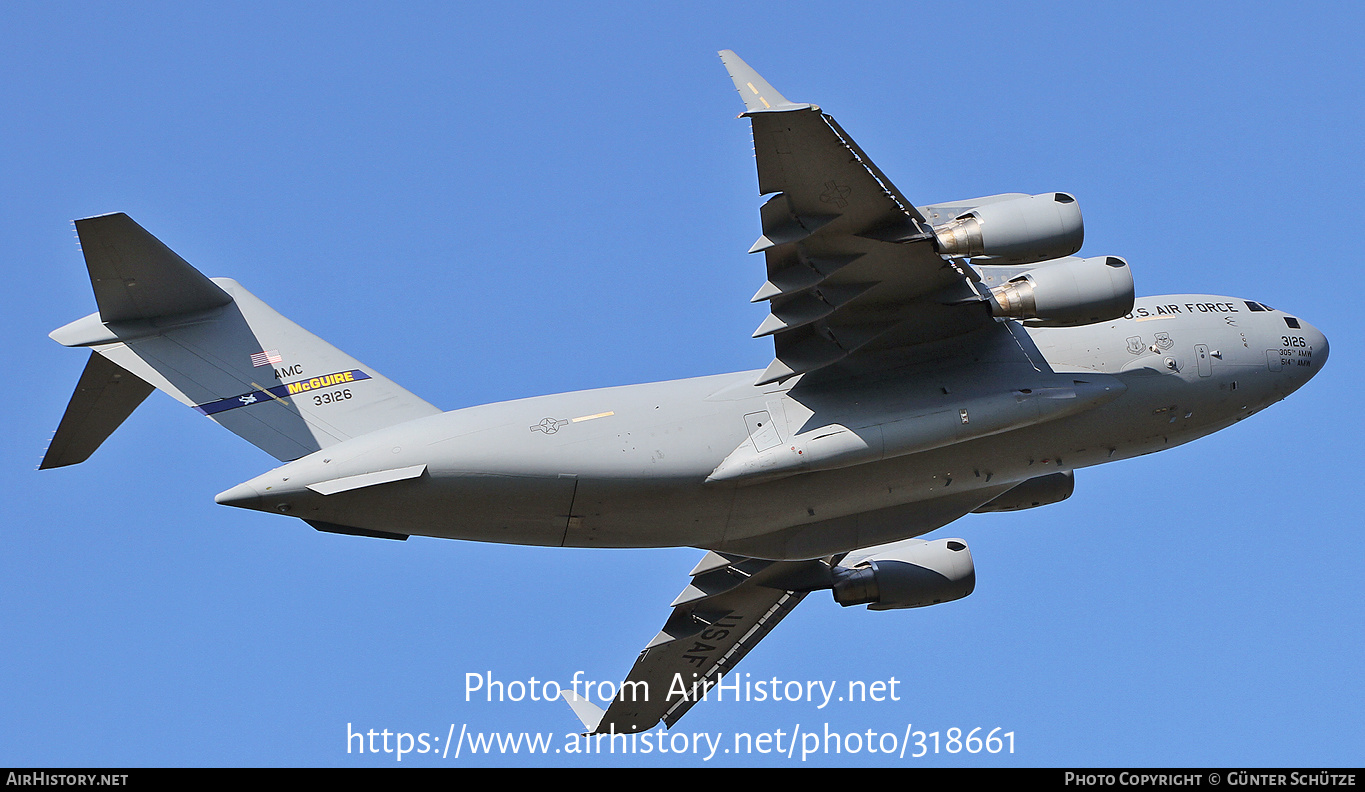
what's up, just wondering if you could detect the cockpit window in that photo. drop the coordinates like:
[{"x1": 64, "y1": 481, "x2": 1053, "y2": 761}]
[
  {"x1": 1245, "y1": 301, "x2": 1266, "y2": 312},
  {"x1": 1284, "y1": 317, "x2": 1301, "y2": 329}
]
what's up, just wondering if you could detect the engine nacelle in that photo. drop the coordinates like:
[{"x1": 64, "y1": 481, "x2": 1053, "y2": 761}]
[
  {"x1": 930, "y1": 192, "x2": 1083, "y2": 265},
  {"x1": 986, "y1": 255, "x2": 1134, "y2": 327},
  {"x1": 832, "y1": 538, "x2": 975, "y2": 610},
  {"x1": 972, "y1": 471, "x2": 1074, "y2": 513}
]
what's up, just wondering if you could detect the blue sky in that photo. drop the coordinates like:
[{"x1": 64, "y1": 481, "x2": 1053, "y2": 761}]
[{"x1": 3, "y1": 2, "x2": 1360, "y2": 767}]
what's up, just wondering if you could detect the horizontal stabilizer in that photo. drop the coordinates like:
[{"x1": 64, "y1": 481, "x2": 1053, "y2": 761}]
[
  {"x1": 75, "y1": 213, "x2": 232, "y2": 322},
  {"x1": 40, "y1": 352, "x2": 154, "y2": 469},
  {"x1": 46, "y1": 214, "x2": 443, "y2": 466}
]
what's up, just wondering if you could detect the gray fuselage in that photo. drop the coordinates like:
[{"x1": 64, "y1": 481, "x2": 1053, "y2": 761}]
[{"x1": 216, "y1": 294, "x2": 1327, "y2": 560}]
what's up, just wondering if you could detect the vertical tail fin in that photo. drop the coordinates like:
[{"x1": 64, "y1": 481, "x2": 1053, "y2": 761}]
[{"x1": 46, "y1": 214, "x2": 442, "y2": 464}]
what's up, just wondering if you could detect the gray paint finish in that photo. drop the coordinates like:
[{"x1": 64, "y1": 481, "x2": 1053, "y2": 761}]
[{"x1": 44, "y1": 53, "x2": 1328, "y2": 736}]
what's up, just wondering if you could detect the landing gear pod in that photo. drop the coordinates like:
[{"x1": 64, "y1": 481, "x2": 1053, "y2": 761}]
[{"x1": 972, "y1": 471, "x2": 1075, "y2": 513}]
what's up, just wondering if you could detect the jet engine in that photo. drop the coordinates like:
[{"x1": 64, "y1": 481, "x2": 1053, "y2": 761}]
[
  {"x1": 831, "y1": 538, "x2": 975, "y2": 610},
  {"x1": 929, "y1": 192, "x2": 1083, "y2": 265},
  {"x1": 985, "y1": 255, "x2": 1134, "y2": 327}
]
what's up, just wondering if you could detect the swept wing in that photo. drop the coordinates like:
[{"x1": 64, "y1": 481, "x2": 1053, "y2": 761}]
[
  {"x1": 569, "y1": 552, "x2": 816, "y2": 734},
  {"x1": 719, "y1": 50, "x2": 994, "y2": 385},
  {"x1": 560, "y1": 53, "x2": 1031, "y2": 735}
]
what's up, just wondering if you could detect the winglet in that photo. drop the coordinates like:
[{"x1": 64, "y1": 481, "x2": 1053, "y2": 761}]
[
  {"x1": 718, "y1": 50, "x2": 809, "y2": 113},
  {"x1": 560, "y1": 690, "x2": 605, "y2": 734}
]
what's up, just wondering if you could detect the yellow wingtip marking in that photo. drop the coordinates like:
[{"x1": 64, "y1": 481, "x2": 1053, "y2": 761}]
[{"x1": 744, "y1": 81, "x2": 773, "y2": 108}]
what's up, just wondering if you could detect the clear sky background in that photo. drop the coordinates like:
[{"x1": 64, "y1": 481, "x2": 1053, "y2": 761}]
[{"x1": 3, "y1": 2, "x2": 1360, "y2": 767}]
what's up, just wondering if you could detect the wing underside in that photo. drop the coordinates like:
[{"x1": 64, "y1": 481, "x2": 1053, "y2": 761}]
[
  {"x1": 578, "y1": 552, "x2": 820, "y2": 734},
  {"x1": 562, "y1": 51, "x2": 1057, "y2": 737},
  {"x1": 720, "y1": 50, "x2": 994, "y2": 385},
  {"x1": 570, "y1": 482, "x2": 1015, "y2": 735}
]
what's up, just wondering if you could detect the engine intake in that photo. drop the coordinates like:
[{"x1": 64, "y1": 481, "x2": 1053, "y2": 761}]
[
  {"x1": 931, "y1": 192, "x2": 1083, "y2": 265},
  {"x1": 832, "y1": 538, "x2": 975, "y2": 610},
  {"x1": 987, "y1": 255, "x2": 1134, "y2": 327}
]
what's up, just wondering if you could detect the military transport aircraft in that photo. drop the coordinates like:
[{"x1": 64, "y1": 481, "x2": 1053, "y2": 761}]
[{"x1": 42, "y1": 51, "x2": 1326, "y2": 736}]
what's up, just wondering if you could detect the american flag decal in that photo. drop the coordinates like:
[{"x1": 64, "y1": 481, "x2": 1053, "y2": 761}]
[{"x1": 250, "y1": 350, "x2": 282, "y2": 367}]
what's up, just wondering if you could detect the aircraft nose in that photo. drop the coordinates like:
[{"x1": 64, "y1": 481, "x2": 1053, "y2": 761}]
[
  {"x1": 1294, "y1": 318, "x2": 1329, "y2": 376},
  {"x1": 1308, "y1": 323, "x2": 1329, "y2": 370}
]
